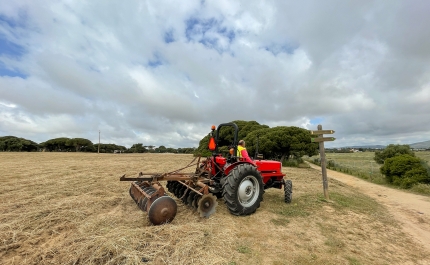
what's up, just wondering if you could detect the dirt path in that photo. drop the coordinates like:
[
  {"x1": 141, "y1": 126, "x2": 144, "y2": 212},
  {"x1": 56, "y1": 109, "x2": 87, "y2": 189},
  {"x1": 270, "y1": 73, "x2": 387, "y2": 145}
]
[{"x1": 307, "y1": 162, "x2": 430, "y2": 252}]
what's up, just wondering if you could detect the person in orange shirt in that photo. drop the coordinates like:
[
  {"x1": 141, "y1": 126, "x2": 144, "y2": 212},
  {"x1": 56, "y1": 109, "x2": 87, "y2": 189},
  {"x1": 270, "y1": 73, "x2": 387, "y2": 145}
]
[{"x1": 237, "y1": 140, "x2": 255, "y2": 165}]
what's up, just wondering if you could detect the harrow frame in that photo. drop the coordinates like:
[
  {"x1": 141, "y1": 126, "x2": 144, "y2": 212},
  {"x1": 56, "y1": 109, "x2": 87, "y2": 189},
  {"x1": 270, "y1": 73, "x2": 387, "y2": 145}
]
[{"x1": 120, "y1": 156, "x2": 218, "y2": 225}]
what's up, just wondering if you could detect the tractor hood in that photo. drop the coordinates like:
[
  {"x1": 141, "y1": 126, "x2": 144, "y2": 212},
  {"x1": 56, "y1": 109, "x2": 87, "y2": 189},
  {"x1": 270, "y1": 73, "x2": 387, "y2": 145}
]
[{"x1": 255, "y1": 160, "x2": 282, "y2": 174}]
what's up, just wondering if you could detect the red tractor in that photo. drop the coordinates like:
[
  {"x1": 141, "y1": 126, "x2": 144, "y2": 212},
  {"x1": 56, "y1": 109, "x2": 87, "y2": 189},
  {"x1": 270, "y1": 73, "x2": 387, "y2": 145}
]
[
  {"x1": 120, "y1": 122, "x2": 292, "y2": 225},
  {"x1": 194, "y1": 122, "x2": 292, "y2": 215}
]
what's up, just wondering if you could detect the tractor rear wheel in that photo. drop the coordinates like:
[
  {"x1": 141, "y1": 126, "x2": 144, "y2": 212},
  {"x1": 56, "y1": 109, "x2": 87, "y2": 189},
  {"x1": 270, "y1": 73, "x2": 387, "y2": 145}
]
[
  {"x1": 222, "y1": 163, "x2": 264, "y2": 216},
  {"x1": 284, "y1": 179, "x2": 293, "y2": 203}
]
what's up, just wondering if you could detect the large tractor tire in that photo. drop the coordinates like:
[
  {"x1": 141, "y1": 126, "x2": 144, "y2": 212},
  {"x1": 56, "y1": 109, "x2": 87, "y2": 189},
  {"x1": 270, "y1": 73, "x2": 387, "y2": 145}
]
[
  {"x1": 222, "y1": 163, "x2": 264, "y2": 216},
  {"x1": 284, "y1": 179, "x2": 293, "y2": 203}
]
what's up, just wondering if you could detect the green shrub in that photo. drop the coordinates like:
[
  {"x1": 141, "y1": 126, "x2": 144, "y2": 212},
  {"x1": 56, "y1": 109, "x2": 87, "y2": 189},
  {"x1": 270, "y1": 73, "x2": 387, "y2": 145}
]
[
  {"x1": 374, "y1": 144, "x2": 415, "y2": 164},
  {"x1": 282, "y1": 157, "x2": 304, "y2": 167},
  {"x1": 380, "y1": 154, "x2": 430, "y2": 188},
  {"x1": 327, "y1": 160, "x2": 336, "y2": 168}
]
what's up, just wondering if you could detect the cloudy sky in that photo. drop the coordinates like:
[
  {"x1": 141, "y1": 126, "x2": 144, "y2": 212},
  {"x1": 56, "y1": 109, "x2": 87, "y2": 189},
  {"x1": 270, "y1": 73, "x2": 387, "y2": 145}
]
[{"x1": 1, "y1": 0, "x2": 430, "y2": 148}]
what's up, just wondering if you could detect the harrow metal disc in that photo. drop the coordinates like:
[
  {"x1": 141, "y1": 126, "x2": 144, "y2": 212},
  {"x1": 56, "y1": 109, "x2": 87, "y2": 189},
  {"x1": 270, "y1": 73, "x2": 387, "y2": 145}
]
[
  {"x1": 187, "y1": 191, "x2": 196, "y2": 206},
  {"x1": 170, "y1": 184, "x2": 176, "y2": 195},
  {"x1": 181, "y1": 189, "x2": 190, "y2": 203},
  {"x1": 178, "y1": 186, "x2": 186, "y2": 198},
  {"x1": 175, "y1": 185, "x2": 182, "y2": 197},
  {"x1": 197, "y1": 194, "x2": 218, "y2": 218},
  {"x1": 168, "y1": 181, "x2": 177, "y2": 193},
  {"x1": 174, "y1": 185, "x2": 181, "y2": 197},
  {"x1": 193, "y1": 195, "x2": 201, "y2": 209},
  {"x1": 148, "y1": 196, "x2": 177, "y2": 225}
]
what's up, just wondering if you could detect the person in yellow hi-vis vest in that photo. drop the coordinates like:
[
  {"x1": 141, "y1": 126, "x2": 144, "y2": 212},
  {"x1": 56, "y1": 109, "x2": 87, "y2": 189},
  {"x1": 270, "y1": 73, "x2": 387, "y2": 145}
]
[{"x1": 237, "y1": 140, "x2": 256, "y2": 165}]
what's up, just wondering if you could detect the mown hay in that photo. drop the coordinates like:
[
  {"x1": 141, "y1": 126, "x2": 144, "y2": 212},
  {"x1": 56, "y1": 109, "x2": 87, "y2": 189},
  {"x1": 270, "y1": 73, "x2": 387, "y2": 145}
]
[{"x1": 0, "y1": 153, "x2": 428, "y2": 265}]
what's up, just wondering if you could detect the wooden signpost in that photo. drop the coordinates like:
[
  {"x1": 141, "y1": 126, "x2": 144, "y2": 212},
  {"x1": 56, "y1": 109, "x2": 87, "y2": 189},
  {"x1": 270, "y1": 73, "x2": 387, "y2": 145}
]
[
  {"x1": 311, "y1": 137, "x2": 335, "y2": 143},
  {"x1": 309, "y1": 125, "x2": 335, "y2": 200}
]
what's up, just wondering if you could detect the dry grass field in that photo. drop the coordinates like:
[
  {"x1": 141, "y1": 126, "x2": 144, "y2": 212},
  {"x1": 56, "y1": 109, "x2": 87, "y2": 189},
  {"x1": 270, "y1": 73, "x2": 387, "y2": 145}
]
[
  {"x1": 1, "y1": 153, "x2": 429, "y2": 265},
  {"x1": 416, "y1": 151, "x2": 430, "y2": 165}
]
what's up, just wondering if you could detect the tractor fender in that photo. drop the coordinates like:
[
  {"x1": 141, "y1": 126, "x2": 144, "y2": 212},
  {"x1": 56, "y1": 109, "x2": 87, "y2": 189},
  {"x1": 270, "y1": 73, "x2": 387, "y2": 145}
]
[{"x1": 223, "y1": 161, "x2": 255, "y2": 175}]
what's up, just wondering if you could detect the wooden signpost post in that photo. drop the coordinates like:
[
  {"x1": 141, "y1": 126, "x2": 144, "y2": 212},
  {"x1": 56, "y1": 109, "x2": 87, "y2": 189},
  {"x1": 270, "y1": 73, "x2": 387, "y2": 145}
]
[{"x1": 310, "y1": 125, "x2": 335, "y2": 200}]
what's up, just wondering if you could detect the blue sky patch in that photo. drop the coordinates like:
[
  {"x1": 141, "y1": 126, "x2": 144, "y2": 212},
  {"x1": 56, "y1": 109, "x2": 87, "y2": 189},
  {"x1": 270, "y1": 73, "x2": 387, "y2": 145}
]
[
  {"x1": 217, "y1": 26, "x2": 235, "y2": 42},
  {"x1": 0, "y1": 34, "x2": 26, "y2": 59},
  {"x1": 264, "y1": 43, "x2": 298, "y2": 56},
  {"x1": 0, "y1": 62, "x2": 26, "y2": 78},
  {"x1": 310, "y1": 117, "x2": 323, "y2": 125},
  {"x1": 89, "y1": 66, "x2": 101, "y2": 73},
  {"x1": 148, "y1": 59, "x2": 162, "y2": 68},
  {"x1": 184, "y1": 16, "x2": 236, "y2": 52},
  {"x1": 198, "y1": 37, "x2": 218, "y2": 48},
  {"x1": 147, "y1": 53, "x2": 164, "y2": 68},
  {"x1": 164, "y1": 29, "x2": 175, "y2": 43},
  {"x1": 0, "y1": 14, "x2": 26, "y2": 28},
  {"x1": 185, "y1": 17, "x2": 217, "y2": 40}
]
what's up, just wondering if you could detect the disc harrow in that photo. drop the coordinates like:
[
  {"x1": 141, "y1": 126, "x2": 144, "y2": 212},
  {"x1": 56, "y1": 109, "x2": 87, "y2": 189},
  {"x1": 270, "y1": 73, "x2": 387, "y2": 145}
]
[
  {"x1": 169, "y1": 180, "x2": 218, "y2": 217},
  {"x1": 120, "y1": 157, "x2": 219, "y2": 225}
]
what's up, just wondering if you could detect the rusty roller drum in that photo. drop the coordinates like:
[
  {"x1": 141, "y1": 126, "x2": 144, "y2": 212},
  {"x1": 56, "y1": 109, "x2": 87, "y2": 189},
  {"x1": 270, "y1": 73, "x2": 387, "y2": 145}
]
[{"x1": 129, "y1": 181, "x2": 177, "y2": 225}]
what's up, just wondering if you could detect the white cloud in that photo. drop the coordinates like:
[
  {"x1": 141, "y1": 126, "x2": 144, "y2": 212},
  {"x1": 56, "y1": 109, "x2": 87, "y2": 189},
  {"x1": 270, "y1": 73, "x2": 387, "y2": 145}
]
[
  {"x1": 0, "y1": 101, "x2": 17, "y2": 108},
  {"x1": 0, "y1": 0, "x2": 430, "y2": 148}
]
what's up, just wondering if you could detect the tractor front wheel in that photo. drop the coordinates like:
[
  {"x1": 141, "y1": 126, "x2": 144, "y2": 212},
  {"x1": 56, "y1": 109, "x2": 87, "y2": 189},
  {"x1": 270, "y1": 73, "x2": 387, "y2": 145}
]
[{"x1": 222, "y1": 163, "x2": 264, "y2": 216}]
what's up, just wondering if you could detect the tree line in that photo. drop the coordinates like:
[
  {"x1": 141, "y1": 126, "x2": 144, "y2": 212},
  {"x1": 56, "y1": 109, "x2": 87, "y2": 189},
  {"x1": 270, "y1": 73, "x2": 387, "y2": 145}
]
[
  {"x1": 194, "y1": 120, "x2": 319, "y2": 163},
  {"x1": 0, "y1": 136, "x2": 196, "y2": 154},
  {"x1": 1, "y1": 120, "x2": 320, "y2": 159}
]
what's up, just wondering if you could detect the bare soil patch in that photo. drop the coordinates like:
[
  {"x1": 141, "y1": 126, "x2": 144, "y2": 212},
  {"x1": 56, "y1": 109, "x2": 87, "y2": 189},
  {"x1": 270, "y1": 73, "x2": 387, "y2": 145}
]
[{"x1": 0, "y1": 153, "x2": 429, "y2": 265}]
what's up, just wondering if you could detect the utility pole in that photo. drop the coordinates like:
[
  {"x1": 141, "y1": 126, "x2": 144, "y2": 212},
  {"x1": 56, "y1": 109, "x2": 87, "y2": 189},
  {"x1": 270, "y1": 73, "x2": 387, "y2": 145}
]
[{"x1": 98, "y1": 130, "x2": 100, "y2": 154}]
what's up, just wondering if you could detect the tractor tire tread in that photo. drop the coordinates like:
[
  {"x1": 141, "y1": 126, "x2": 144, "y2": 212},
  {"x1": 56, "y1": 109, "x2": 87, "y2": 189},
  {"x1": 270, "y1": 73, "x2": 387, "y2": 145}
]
[{"x1": 284, "y1": 179, "x2": 293, "y2": 203}]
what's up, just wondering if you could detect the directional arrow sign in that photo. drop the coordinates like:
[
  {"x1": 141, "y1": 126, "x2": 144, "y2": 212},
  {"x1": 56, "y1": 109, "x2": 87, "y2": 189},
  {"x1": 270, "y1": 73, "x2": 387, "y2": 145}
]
[
  {"x1": 311, "y1": 137, "x2": 336, "y2": 143},
  {"x1": 309, "y1": 130, "x2": 335, "y2": 135}
]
